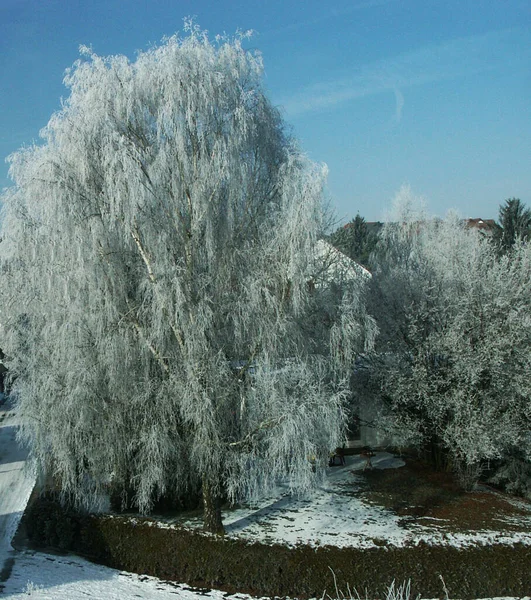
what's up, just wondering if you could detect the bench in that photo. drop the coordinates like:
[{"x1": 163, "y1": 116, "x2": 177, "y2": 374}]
[
  {"x1": 329, "y1": 447, "x2": 346, "y2": 467},
  {"x1": 360, "y1": 446, "x2": 375, "y2": 470}
]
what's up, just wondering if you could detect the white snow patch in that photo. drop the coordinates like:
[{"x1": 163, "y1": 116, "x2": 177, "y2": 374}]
[
  {"x1": 161, "y1": 453, "x2": 531, "y2": 550},
  {"x1": 1, "y1": 550, "x2": 248, "y2": 599},
  {"x1": 0, "y1": 398, "x2": 35, "y2": 556},
  {"x1": 1, "y1": 550, "x2": 529, "y2": 600}
]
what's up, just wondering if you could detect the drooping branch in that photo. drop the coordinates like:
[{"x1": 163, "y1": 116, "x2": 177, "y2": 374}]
[
  {"x1": 227, "y1": 415, "x2": 286, "y2": 451},
  {"x1": 130, "y1": 223, "x2": 186, "y2": 351}
]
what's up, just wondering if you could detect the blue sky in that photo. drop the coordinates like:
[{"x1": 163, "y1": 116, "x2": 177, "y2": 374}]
[{"x1": 1, "y1": 0, "x2": 529, "y2": 223}]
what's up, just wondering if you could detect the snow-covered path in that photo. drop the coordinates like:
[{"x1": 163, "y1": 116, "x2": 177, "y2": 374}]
[
  {"x1": 2, "y1": 550, "x2": 251, "y2": 599},
  {"x1": 1, "y1": 548, "x2": 529, "y2": 600},
  {"x1": 0, "y1": 395, "x2": 35, "y2": 591}
]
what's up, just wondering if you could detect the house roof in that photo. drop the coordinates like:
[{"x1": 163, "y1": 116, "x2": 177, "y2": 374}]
[
  {"x1": 316, "y1": 239, "x2": 371, "y2": 282},
  {"x1": 464, "y1": 218, "x2": 497, "y2": 232}
]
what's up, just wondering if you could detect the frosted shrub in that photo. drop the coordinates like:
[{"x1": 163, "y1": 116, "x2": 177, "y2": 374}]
[
  {"x1": 489, "y1": 451, "x2": 531, "y2": 500},
  {"x1": 368, "y1": 187, "x2": 531, "y2": 487},
  {"x1": 325, "y1": 568, "x2": 452, "y2": 600},
  {"x1": 324, "y1": 573, "x2": 419, "y2": 600},
  {"x1": 23, "y1": 581, "x2": 43, "y2": 596}
]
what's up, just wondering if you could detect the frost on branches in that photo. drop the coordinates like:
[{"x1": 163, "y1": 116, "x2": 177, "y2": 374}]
[
  {"x1": 368, "y1": 186, "x2": 531, "y2": 492},
  {"x1": 0, "y1": 25, "x2": 374, "y2": 533}
]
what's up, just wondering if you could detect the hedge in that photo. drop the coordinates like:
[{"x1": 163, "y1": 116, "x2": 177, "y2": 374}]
[{"x1": 21, "y1": 495, "x2": 531, "y2": 599}]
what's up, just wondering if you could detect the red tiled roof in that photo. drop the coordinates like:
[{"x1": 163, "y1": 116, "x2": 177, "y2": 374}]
[{"x1": 464, "y1": 218, "x2": 496, "y2": 231}]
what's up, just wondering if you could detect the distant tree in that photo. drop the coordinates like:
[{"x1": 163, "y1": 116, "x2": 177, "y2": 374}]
[
  {"x1": 367, "y1": 187, "x2": 531, "y2": 490},
  {"x1": 0, "y1": 26, "x2": 374, "y2": 533},
  {"x1": 492, "y1": 198, "x2": 531, "y2": 254},
  {"x1": 328, "y1": 213, "x2": 378, "y2": 268}
]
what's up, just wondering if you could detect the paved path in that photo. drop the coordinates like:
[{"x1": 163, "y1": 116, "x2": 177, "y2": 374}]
[{"x1": 0, "y1": 395, "x2": 35, "y2": 590}]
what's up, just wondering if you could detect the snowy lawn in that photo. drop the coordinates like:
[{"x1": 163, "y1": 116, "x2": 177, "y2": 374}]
[
  {"x1": 1, "y1": 426, "x2": 531, "y2": 599},
  {"x1": 166, "y1": 452, "x2": 531, "y2": 550},
  {"x1": 2, "y1": 550, "x2": 254, "y2": 599}
]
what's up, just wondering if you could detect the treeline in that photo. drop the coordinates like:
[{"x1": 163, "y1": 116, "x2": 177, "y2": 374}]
[
  {"x1": 330, "y1": 189, "x2": 531, "y2": 496},
  {"x1": 328, "y1": 196, "x2": 531, "y2": 268}
]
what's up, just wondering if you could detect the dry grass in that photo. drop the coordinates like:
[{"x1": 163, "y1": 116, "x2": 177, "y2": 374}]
[{"x1": 359, "y1": 456, "x2": 531, "y2": 534}]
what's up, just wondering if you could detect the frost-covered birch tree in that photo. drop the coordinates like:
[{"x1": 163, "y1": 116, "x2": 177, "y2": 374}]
[
  {"x1": 368, "y1": 187, "x2": 531, "y2": 491},
  {"x1": 0, "y1": 24, "x2": 374, "y2": 532}
]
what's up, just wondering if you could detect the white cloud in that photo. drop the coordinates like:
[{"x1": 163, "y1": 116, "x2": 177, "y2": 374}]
[
  {"x1": 279, "y1": 28, "x2": 528, "y2": 118},
  {"x1": 393, "y1": 88, "x2": 404, "y2": 124},
  {"x1": 264, "y1": 0, "x2": 398, "y2": 38}
]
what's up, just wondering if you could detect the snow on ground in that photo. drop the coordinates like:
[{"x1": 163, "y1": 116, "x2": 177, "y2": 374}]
[
  {"x1": 0, "y1": 408, "x2": 530, "y2": 599},
  {"x1": 0, "y1": 394, "x2": 36, "y2": 593},
  {"x1": 2, "y1": 550, "x2": 255, "y2": 599},
  {"x1": 1, "y1": 549, "x2": 529, "y2": 600},
  {"x1": 223, "y1": 454, "x2": 409, "y2": 548},
  {"x1": 170, "y1": 453, "x2": 531, "y2": 550}
]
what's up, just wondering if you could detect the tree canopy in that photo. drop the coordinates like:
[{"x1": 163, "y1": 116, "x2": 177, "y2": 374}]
[
  {"x1": 365, "y1": 187, "x2": 531, "y2": 491},
  {"x1": 0, "y1": 25, "x2": 375, "y2": 532}
]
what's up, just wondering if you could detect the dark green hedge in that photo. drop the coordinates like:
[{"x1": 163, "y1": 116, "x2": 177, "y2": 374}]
[{"x1": 22, "y1": 496, "x2": 531, "y2": 599}]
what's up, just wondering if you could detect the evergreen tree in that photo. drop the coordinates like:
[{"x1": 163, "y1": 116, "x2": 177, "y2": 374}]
[
  {"x1": 492, "y1": 197, "x2": 531, "y2": 254},
  {"x1": 328, "y1": 213, "x2": 378, "y2": 268}
]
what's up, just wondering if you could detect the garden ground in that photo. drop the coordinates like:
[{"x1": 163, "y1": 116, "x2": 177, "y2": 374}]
[
  {"x1": 1, "y1": 395, "x2": 531, "y2": 598},
  {"x1": 163, "y1": 451, "x2": 531, "y2": 551}
]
